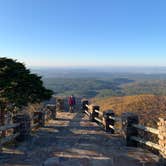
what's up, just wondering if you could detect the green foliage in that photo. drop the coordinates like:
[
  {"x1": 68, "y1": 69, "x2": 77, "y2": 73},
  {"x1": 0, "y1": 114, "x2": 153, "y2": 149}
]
[{"x1": 0, "y1": 57, "x2": 53, "y2": 109}]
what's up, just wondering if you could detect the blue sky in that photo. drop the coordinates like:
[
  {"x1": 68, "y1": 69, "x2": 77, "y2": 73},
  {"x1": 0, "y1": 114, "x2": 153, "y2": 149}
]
[{"x1": 0, "y1": 0, "x2": 166, "y2": 67}]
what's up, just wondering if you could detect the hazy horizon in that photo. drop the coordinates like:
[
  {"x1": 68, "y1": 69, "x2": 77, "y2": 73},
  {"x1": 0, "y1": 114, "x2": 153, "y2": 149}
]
[{"x1": 31, "y1": 66, "x2": 166, "y2": 78}]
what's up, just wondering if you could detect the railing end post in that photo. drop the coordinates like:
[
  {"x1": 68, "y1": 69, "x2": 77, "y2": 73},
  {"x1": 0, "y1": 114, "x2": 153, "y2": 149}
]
[{"x1": 121, "y1": 112, "x2": 139, "y2": 147}]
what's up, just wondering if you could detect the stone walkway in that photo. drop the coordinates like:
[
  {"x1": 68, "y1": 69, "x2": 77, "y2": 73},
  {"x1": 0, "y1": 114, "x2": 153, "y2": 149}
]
[{"x1": 0, "y1": 112, "x2": 161, "y2": 166}]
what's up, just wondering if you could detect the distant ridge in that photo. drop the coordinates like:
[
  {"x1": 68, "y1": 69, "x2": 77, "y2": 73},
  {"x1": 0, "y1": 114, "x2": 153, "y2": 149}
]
[{"x1": 31, "y1": 67, "x2": 166, "y2": 79}]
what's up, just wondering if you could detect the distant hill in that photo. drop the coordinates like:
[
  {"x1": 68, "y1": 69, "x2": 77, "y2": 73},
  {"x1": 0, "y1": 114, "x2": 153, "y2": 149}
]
[
  {"x1": 41, "y1": 73, "x2": 166, "y2": 98},
  {"x1": 92, "y1": 94, "x2": 166, "y2": 127},
  {"x1": 122, "y1": 80, "x2": 166, "y2": 96},
  {"x1": 42, "y1": 77, "x2": 133, "y2": 98}
]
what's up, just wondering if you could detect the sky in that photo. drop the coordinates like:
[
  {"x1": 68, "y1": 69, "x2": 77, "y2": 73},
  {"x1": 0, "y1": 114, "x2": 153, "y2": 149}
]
[{"x1": 0, "y1": 0, "x2": 166, "y2": 67}]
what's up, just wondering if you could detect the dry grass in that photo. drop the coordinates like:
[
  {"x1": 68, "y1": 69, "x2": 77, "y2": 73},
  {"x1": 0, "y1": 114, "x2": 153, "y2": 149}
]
[{"x1": 92, "y1": 94, "x2": 166, "y2": 128}]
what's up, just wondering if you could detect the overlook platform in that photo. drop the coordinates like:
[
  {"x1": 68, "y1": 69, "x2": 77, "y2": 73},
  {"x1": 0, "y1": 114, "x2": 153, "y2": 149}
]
[{"x1": 0, "y1": 112, "x2": 160, "y2": 166}]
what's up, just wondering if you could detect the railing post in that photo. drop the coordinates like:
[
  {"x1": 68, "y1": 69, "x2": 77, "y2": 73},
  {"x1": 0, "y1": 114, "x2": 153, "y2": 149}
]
[
  {"x1": 44, "y1": 107, "x2": 50, "y2": 122},
  {"x1": 13, "y1": 113, "x2": 31, "y2": 141},
  {"x1": 38, "y1": 111, "x2": 45, "y2": 127},
  {"x1": 56, "y1": 98, "x2": 64, "y2": 112},
  {"x1": 50, "y1": 105, "x2": 56, "y2": 120},
  {"x1": 33, "y1": 112, "x2": 39, "y2": 128},
  {"x1": 121, "y1": 112, "x2": 139, "y2": 147},
  {"x1": 32, "y1": 111, "x2": 45, "y2": 128},
  {"x1": 45, "y1": 105, "x2": 56, "y2": 120},
  {"x1": 158, "y1": 118, "x2": 166, "y2": 159},
  {"x1": 93, "y1": 106, "x2": 100, "y2": 123},
  {"x1": 89, "y1": 105, "x2": 99, "y2": 122},
  {"x1": 81, "y1": 100, "x2": 89, "y2": 112},
  {"x1": 103, "y1": 110, "x2": 115, "y2": 133}
]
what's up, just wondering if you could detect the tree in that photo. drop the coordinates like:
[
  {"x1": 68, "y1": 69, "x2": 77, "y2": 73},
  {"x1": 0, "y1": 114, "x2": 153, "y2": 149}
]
[{"x1": 0, "y1": 57, "x2": 53, "y2": 133}]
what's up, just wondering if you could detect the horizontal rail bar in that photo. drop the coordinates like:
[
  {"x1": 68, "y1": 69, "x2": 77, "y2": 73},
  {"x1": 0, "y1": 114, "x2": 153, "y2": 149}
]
[
  {"x1": 0, "y1": 123, "x2": 20, "y2": 131},
  {"x1": 46, "y1": 104, "x2": 56, "y2": 107},
  {"x1": 31, "y1": 123, "x2": 39, "y2": 128},
  {"x1": 109, "y1": 125, "x2": 115, "y2": 131},
  {"x1": 85, "y1": 104, "x2": 90, "y2": 109},
  {"x1": 85, "y1": 110, "x2": 90, "y2": 117},
  {"x1": 109, "y1": 116, "x2": 115, "y2": 120},
  {"x1": 94, "y1": 109, "x2": 99, "y2": 113},
  {"x1": 132, "y1": 124, "x2": 159, "y2": 135},
  {"x1": 109, "y1": 116, "x2": 121, "y2": 121},
  {"x1": 33, "y1": 115, "x2": 39, "y2": 120},
  {"x1": 94, "y1": 117, "x2": 103, "y2": 124},
  {"x1": 131, "y1": 136, "x2": 160, "y2": 150},
  {"x1": 94, "y1": 110, "x2": 103, "y2": 115},
  {"x1": 0, "y1": 133, "x2": 19, "y2": 145}
]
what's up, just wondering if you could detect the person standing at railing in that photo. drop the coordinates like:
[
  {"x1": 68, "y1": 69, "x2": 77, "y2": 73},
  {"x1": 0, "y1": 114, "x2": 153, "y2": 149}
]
[{"x1": 68, "y1": 95, "x2": 76, "y2": 113}]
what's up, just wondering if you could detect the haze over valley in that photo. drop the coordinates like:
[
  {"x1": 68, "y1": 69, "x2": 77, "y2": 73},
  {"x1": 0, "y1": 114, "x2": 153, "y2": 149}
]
[{"x1": 31, "y1": 67, "x2": 166, "y2": 98}]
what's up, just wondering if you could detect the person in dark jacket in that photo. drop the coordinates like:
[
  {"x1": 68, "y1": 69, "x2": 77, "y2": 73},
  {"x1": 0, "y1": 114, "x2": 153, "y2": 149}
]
[{"x1": 68, "y1": 95, "x2": 76, "y2": 112}]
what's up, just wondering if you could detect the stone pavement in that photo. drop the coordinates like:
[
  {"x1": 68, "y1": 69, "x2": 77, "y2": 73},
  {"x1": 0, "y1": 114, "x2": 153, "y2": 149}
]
[{"x1": 0, "y1": 112, "x2": 161, "y2": 166}]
